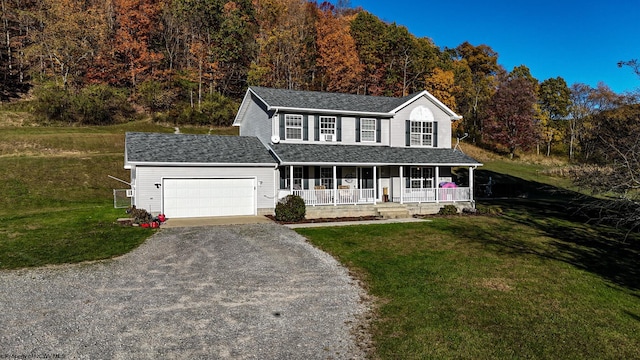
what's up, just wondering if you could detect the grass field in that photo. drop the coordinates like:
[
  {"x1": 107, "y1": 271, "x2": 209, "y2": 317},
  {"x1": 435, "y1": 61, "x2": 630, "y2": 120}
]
[
  {"x1": 298, "y1": 201, "x2": 640, "y2": 359},
  {"x1": 2, "y1": 112, "x2": 639, "y2": 358},
  {"x1": 0, "y1": 114, "x2": 237, "y2": 269}
]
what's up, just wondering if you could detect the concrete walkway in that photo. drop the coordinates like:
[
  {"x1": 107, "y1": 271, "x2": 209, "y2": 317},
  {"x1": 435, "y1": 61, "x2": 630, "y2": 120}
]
[
  {"x1": 160, "y1": 215, "x2": 273, "y2": 228},
  {"x1": 160, "y1": 215, "x2": 429, "y2": 229},
  {"x1": 285, "y1": 217, "x2": 430, "y2": 229}
]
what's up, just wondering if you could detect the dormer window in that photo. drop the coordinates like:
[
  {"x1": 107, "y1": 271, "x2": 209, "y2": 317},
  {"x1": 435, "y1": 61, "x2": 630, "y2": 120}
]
[
  {"x1": 285, "y1": 114, "x2": 303, "y2": 140},
  {"x1": 319, "y1": 116, "x2": 336, "y2": 142}
]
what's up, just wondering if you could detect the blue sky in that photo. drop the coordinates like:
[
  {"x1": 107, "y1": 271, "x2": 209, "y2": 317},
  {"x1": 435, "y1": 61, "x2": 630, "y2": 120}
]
[{"x1": 343, "y1": 0, "x2": 640, "y2": 94}]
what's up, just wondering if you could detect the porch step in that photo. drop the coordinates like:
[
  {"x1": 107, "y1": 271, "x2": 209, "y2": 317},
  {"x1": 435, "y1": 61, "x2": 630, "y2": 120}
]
[{"x1": 375, "y1": 204, "x2": 411, "y2": 219}]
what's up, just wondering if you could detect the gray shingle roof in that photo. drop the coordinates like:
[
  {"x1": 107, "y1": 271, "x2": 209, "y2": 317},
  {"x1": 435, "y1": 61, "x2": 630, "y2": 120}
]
[
  {"x1": 270, "y1": 143, "x2": 482, "y2": 166},
  {"x1": 125, "y1": 132, "x2": 277, "y2": 164},
  {"x1": 250, "y1": 86, "x2": 418, "y2": 114}
]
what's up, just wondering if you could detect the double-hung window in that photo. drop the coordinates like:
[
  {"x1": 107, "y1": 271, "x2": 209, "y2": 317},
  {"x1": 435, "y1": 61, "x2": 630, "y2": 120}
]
[
  {"x1": 360, "y1": 118, "x2": 376, "y2": 142},
  {"x1": 281, "y1": 166, "x2": 303, "y2": 189},
  {"x1": 410, "y1": 167, "x2": 434, "y2": 189},
  {"x1": 410, "y1": 120, "x2": 434, "y2": 147},
  {"x1": 319, "y1": 116, "x2": 336, "y2": 142},
  {"x1": 285, "y1": 114, "x2": 303, "y2": 140},
  {"x1": 320, "y1": 167, "x2": 333, "y2": 189}
]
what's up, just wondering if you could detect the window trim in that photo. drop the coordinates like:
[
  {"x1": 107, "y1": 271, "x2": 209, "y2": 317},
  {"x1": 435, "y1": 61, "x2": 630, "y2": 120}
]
[
  {"x1": 409, "y1": 120, "x2": 434, "y2": 147},
  {"x1": 285, "y1": 114, "x2": 303, "y2": 140},
  {"x1": 319, "y1": 116, "x2": 336, "y2": 142},
  {"x1": 281, "y1": 166, "x2": 304, "y2": 189},
  {"x1": 360, "y1": 118, "x2": 376, "y2": 143},
  {"x1": 320, "y1": 167, "x2": 333, "y2": 189},
  {"x1": 409, "y1": 166, "x2": 434, "y2": 189}
]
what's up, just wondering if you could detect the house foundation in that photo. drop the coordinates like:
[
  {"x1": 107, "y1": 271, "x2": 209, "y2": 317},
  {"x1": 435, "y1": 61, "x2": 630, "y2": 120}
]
[{"x1": 303, "y1": 201, "x2": 475, "y2": 219}]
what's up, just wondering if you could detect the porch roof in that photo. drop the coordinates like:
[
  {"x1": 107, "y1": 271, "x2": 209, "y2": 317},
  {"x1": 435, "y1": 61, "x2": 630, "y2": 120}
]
[{"x1": 270, "y1": 143, "x2": 482, "y2": 167}]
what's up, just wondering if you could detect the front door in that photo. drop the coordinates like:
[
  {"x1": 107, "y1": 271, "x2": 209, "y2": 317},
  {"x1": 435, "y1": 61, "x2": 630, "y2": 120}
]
[
  {"x1": 359, "y1": 167, "x2": 375, "y2": 201},
  {"x1": 360, "y1": 167, "x2": 373, "y2": 189}
]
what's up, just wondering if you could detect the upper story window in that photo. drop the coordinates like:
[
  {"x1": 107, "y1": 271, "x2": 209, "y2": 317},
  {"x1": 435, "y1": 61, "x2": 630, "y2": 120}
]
[
  {"x1": 410, "y1": 121, "x2": 433, "y2": 147},
  {"x1": 407, "y1": 105, "x2": 436, "y2": 147},
  {"x1": 285, "y1": 114, "x2": 303, "y2": 140},
  {"x1": 319, "y1": 116, "x2": 336, "y2": 142},
  {"x1": 360, "y1": 118, "x2": 376, "y2": 142}
]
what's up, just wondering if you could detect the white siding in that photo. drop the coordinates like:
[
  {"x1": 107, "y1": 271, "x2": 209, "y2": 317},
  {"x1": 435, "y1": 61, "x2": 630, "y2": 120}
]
[
  {"x1": 133, "y1": 166, "x2": 276, "y2": 214},
  {"x1": 341, "y1": 116, "x2": 356, "y2": 143},
  {"x1": 239, "y1": 93, "x2": 272, "y2": 145},
  {"x1": 390, "y1": 96, "x2": 453, "y2": 148},
  {"x1": 380, "y1": 118, "x2": 390, "y2": 146}
]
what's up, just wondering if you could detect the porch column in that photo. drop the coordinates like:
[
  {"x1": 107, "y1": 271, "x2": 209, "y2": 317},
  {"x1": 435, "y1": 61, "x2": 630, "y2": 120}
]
[
  {"x1": 289, "y1": 165, "x2": 294, "y2": 192},
  {"x1": 435, "y1": 166, "x2": 440, "y2": 203},
  {"x1": 333, "y1": 165, "x2": 337, "y2": 206},
  {"x1": 373, "y1": 166, "x2": 377, "y2": 205},
  {"x1": 399, "y1": 165, "x2": 404, "y2": 204},
  {"x1": 469, "y1": 166, "x2": 475, "y2": 201}
]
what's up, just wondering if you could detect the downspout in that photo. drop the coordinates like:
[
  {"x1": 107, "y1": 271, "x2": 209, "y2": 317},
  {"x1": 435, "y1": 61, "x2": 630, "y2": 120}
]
[
  {"x1": 373, "y1": 166, "x2": 377, "y2": 205},
  {"x1": 333, "y1": 165, "x2": 337, "y2": 206},
  {"x1": 435, "y1": 166, "x2": 440, "y2": 203},
  {"x1": 469, "y1": 166, "x2": 477, "y2": 205},
  {"x1": 400, "y1": 165, "x2": 404, "y2": 204},
  {"x1": 266, "y1": 143, "x2": 283, "y2": 207}
]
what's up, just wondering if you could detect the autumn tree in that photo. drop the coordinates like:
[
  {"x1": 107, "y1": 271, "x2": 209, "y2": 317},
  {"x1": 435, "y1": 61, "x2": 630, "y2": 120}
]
[
  {"x1": 1, "y1": 0, "x2": 37, "y2": 100},
  {"x1": 424, "y1": 67, "x2": 458, "y2": 111},
  {"x1": 483, "y1": 74, "x2": 538, "y2": 159},
  {"x1": 314, "y1": 2, "x2": 362, "y2": 93},
  {"x1": 350, "y1": 10, "x2": 387, "y2": 95},
  {"x1": 89, "y1": 0, "x2": 163, "y2": 89},
  {"x1": 569, "y1": 83, "x2": 595, "y2": 160},
  {"x1": 570, "y1": 104, "x2": 640, "y2": 235},
  {"x1": 574, "y1": 82, "x2": 636, "y2": 161},
  {"x1": 618, "y1": 59, "x2": 640, "y2": 78},
  {"x1": 453, "y1": 41, "x2": 501, "y2": 143},
  {"x1": 171, "y1": 0, "x2": 256, "y2": 100},
  {"x1": 250, "y1": 0, "x2": 316, "y2": 90},
  {"x1": 26, "y1": 0, "x2": 108, "y2": 89},
  {"x1": 538, "y1": 76, "x2": 570, "y2": 156}
]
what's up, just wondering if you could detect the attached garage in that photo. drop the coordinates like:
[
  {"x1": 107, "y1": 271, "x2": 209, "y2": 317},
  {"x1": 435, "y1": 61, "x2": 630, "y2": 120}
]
[
  {"x1": 163, "y1": 178, "x2": 256, "y2": 218},
  {"x1": 124, "y1": 132, "x2": 278, "y2": 218}
]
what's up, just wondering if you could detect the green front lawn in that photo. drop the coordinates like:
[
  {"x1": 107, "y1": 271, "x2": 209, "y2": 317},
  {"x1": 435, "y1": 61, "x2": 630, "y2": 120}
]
[
  {"x1": 297, "y1": 203, "x2": 640, "y2": 359},
  {"x1": 0, "y1": 120, "x2": 241, "y2": 270},
  {"x1": 0, "y1": 205, "x2": 151, "y2": 269}
]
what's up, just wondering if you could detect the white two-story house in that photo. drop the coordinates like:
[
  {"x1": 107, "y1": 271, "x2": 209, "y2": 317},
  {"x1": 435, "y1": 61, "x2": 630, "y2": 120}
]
[{"x1": 124, "y1": 86, "x2": 482, "y2": 219}]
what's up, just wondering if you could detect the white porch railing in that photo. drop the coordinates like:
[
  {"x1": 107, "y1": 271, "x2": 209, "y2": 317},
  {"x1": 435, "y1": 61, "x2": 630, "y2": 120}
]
[
  {"x1": 289, "y1": 187, "x2": 471, "y2": 206},
  {"x1": 293, "y1": 188, "x2": 376, "y2": 206},
  {"x1": 392, "y1": 187, "x2": 471, "y2": 203}
]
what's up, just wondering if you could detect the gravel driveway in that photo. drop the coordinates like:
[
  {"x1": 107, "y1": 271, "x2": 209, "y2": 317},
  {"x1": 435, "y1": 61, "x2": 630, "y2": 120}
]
[{"x1": 0, "y1": 223, "x2": 370, "y2": 359}]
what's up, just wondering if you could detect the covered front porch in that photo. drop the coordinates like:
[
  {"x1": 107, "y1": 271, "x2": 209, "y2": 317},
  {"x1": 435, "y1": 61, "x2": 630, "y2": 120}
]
[{"x1": 278, "y1": 164, "x2": 476, "y2": 206}]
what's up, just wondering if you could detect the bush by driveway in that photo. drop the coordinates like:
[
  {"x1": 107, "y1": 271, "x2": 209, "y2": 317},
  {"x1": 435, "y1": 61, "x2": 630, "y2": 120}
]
[{"x1": 0, "y1": 223, "x2": 369, "y2": 359}]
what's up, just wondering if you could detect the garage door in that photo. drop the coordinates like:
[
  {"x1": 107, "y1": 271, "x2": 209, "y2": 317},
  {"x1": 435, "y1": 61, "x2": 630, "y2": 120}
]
[{"x1": 163, "y1": 178, "x2": 255, "y2": 218}]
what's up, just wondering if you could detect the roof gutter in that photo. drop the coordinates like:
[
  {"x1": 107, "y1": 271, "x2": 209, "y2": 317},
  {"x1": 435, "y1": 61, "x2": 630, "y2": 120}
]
[
  {"x1": 269, "y1": 106, "x2": 392, "y2": 118},
  {"x1": 278, "y1": 161, "x2": 483, "y2": 167},
  {"x1": 126, "y1": 161, "x2": 278, "y2": 167}
]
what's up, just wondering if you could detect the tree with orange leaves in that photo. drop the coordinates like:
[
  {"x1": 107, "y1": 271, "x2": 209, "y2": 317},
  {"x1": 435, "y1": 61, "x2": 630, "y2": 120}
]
[
  {"x1": 315, "y1": 2, "x2": 362, "y2": 93},
  {"x1": 26, "y1": 0, "x2": 107, "y2": 89},
  {"x1": 89, "y1": 0, "x2": 163, "y2": 88}
]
